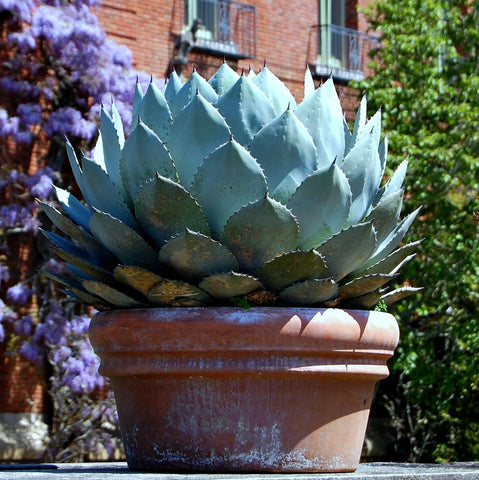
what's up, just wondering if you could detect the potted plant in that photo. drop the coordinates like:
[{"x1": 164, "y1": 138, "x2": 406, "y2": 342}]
[{"x1": 40, "y1": 63, "x2": 420, "y2": 472}]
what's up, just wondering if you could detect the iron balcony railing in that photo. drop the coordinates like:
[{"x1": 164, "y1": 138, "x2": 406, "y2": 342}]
[
  {"x1": 308, "y1": 24, "x2": 379, "y2": 81},
  {"x1": 188, "y1": 0, "x2": 256, "y2": 59}
]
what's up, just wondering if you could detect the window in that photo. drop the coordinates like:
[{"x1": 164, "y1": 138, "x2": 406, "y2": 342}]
[
  {"x1": 184, "y1": 0, "x2": 256, "y2": 59},
  {"x1": 319, "y1": 0, "x2": 347, "y2": 71},
  {"x1": 314, "y1": 0, "x2": 377, "y2": 81},
  {"x1": 185, "y1": 0, "x2": 230, "y2": 42}
]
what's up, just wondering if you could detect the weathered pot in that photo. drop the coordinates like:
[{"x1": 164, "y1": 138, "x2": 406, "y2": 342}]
[{"x1": 89, "y1": 307, "x2": 399, "y2": 472}]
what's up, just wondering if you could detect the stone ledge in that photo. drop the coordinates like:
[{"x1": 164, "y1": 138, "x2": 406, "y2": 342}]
[
  {"x1": 0, "y1": 462, "x2": 479, "y2": 479},
  {"x1": 0, "y1": 413, "x2": 49, "y2": 461}
]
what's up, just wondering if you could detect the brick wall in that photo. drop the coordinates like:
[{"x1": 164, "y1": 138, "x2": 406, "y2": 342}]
[
  {"x1": 96, "y1": 0, "x2": 183, "y2": 78},
  {"x1": 0, "y1": 346, "x2": 45, "y2": 414}
]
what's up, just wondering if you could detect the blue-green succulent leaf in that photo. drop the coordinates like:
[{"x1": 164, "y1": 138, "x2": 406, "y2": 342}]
[
  {"x1": 365, "y1": 189, "x2": 403, "y2": 246},
  {"x1": 44, "y1": 230, "x2": 113, "y2": 282},
  {"x1": 380, "y1": 286, "x2": 423, "y2": 306},
  {"x1": 135, "y1": 174, "x2": 210, "y2": 247},
  {"x1": 67, "y1": 265, "x2": 93, "y2": 281},
  {"x1": 256, "y1": 250, "x2": 328, "y2": 292},
  {"x1": 120, "y1": 120, "x2": 176, "y2": 205},
  {"x1": 208, "y1": 61, "x2": 240, "y2": 94},
  {"x1": 65, "y1": 140, "x2": 90, "y2": 205},
  {"x1": 148, "y1": 279, "x2": 210, "y2": 306},
  {"x1": 41, "y1": 270, "x2": 83, "y2": 291},
  {"x1": 362, "y1": 240, "x2": 421, "y2": 276},
  {"x1": 95, "y1": 107, "x2": 120, "y2": 169},
  {"x1": 346, "y1": 95, "x2": 367, "y2": 155},
  {"x1": 338, "y1": 273, "x2": 397, "y2": 301},
  {"x1": 279, "y1": 278, "x2": 338, "y2": 305},
  {"x1": 354, "y1": 285, "x2": 422, "y2": 309},
  {"x1": 295, "y1": 77, "x2": 345, "y2": 168},
  {"x1": 131, "y1": 80, "x2": 144, "y2": 131},
  {"x1": 382, "y1": 158, "x2": 408, "y2": 199},
  {"x1": 287, "y1": 164, "x2": 352, "y2": 249},
  {"x1": 110, "y1": 100, "x2": 125, "y2": 147},
  {"x1": 249, "y1": 109, "x2": 317, "y2": 204},
  {"x1": 102, "y1": 101, "x2": 125, "y2": 148},
  {"x1": 304, "y1": 66, "x2": 315, "y2": 99},
  {"x1": 316, "y1": 222, "x2": 377, "y2": 281},
  {"x1": 42, "y1": 230, "x2": 95, "y2": 263},
  {"x1": 359, "y1": 109, "x2": 382, "y2": 147},
  {"x1": 387, "y1": 253, "x2": 416, "y2": 276},
  {"x1": 163, "y1": 70, "x2": 183, "y2": 104},
  {"x1": 215, "y1": 75, "x2": 276, "y2": 146},
  {"x1": 221, "y1": 196, "x2": 299, "y2": 273},
  {"x1": 341, "y1": 133, "x2": 382, "y2": 225},
  {"x1": 190, "y1": 139, "x2": 267, "y2": 238},
  {"x1": 81, "y1": 155, "x2": 137, "y2": 228},
  {"x1": 67, "y1": 286, "x2": 109, "y2": 308},
  {"x1": 252, "y1": 66, "x2": 297, "y2": 114},
  {"x1": 133, "y1": 81, "x2": 172, "y2": 139},
  {"x1": 167, "y1": 92, "x2": 231, "y2": 188},
  {"x1": 347, "y1": 290, "x2": 381, "y2": 309},
  {"x1": 82, "y1": 280, "x2": 144, "y2": 308},
  {"x1": 90, "y1": 209, "x2": 161, "y2": 270},
  {"x1": 364, "y1": 207, "x2": 421, "y2": 269},
  {"x1": 39, "y1": 201, "x2": 116, "y2": 266},
  {"x1": 93, "y1": 105, "x2": 126, "y2": 202},
  {"x1": 159, "y1": 230, "x2": 239, "y2": 280},
  {"x1": 114, "y1": 265, "x2": 163, "y2": 295},
  {"x1": 53, "y1": 186, "x2": 91, "y2": 232},
  {"x1": 168, "y1": 70, "x2": 218, "y2": 117},
  {"x1": 343, "y1": 116, "x2": 353, "y2": 151},
  {"x1": 378, "y1": 134, "x2": 388, "y2": 176},
  {"x1": 55, "y1": 248, "x2": 114, "y2": 284},
  {"x1": 199, "y1": 272, "x2": 263, "y2": 299},
  {"x1": 373, "y1": 156, "x2": 408, "y2": 207}
]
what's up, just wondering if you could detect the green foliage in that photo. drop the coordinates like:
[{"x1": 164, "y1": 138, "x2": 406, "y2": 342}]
[
  {"x1": 353, "y1": 0, "x2": 479, "y2": 462},
  {"x1": 374, "y1": 300, "x2": 388, "y2": 312},
  {"x1": 230, "y1": 296, "x2": 251, "y2": 310}
]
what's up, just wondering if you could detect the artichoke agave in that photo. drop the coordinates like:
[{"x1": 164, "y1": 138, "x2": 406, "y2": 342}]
[{"x1": 41, "y1": 63, "x2": 421, "y2": 310}]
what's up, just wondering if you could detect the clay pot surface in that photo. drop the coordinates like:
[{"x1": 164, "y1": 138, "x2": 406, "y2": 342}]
[{"x1": 90, "y1": 307, "x2": 399, "y2": 472}]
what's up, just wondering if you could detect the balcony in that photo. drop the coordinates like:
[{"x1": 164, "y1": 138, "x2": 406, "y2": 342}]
[
  {"x1": 308, "y1": 24, "x2": 379, "y2": 82},
  {"x1": 189, "y1": 0, "x2": 256, "y2": 59}
]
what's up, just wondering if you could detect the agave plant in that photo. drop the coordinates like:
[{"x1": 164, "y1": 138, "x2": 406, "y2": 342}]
[{"x1": 40, "y1": 63, "x2": 421, "y2": 310}]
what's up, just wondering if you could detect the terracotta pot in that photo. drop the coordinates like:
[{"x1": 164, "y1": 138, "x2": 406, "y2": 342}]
[{"x1": 89, "y1": 307, "x2": 399, "y2": 473}]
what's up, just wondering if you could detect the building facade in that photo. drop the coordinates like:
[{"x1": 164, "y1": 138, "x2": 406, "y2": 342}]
[
  {"x1": 96, "y1": 0, "x2": 376, "y2": 118},
  {"x1": 1, "y1": 0, "x2": 377, "y2": 461}
]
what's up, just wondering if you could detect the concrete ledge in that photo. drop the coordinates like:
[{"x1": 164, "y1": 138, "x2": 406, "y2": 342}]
[
  {"x1": 0, "y1": 413, "x2": 48, "y2": 461},
  {"x1": 0, "y1": 462, "x2": 479, "y2": 479}
]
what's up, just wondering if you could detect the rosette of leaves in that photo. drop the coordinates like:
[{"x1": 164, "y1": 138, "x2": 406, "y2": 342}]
[{"x1": 40, "y1": 63, "x2": 421, "y2": 310}]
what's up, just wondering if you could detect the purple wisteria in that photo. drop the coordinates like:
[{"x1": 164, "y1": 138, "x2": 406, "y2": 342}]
[
  {"x1": 0, "y1": 0, "x2": 151, "y2": 461},
  {"x1": 0, "y1": 167, "x2": 55, "y2": 232},
  {"x1": 0, "y1": 0, "x2": 148, "y2": 145}
]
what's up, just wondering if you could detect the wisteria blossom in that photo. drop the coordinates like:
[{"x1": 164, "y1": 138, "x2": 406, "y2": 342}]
[
  {"x1": 0, "y1": 168, "x2": 56, "y2": 232},
  {"x1": 0, "y1": 0, "x2": 149, "y2": 461},
  {"x1": 6, "y1": 283, "x2": 32, "y2": 305},
  {"x1": 0, "y1": 0, "x2": 145, "y2": 145}
]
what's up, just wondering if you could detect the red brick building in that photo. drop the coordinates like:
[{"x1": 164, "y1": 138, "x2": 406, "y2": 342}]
[
  {"x1": 96, "y1": 0, "x2": 376, "y2": 118},
  {"x1": 1, "y1": 0, "x2": 377, "y2": 461}
]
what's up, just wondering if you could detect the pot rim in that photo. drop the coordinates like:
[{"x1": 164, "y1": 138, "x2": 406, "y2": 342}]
[
  {"x1": 91, "y1": 306, "x2": 399, "y2": 345},
  {"x1": 89, "y1": 307, "x2": 399, "y2": 379}
]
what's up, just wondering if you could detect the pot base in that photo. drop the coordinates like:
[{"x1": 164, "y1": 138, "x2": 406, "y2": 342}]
[
  {"x1": 90, "y1": 307, "x2": 399, "y2": 472},
  {"x1": 114, "y1": 374, "x2": 373, "y2": 472}
]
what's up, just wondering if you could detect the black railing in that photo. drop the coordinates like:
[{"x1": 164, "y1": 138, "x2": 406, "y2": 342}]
[
  {"x1": 308, "y1": 24, "x2": 378, "y2": 81},
  {"x1": 189, "y1": 0, "x2": 256, "y2": 59}
]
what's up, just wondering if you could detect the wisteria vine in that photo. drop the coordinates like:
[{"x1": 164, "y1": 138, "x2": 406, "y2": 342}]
[{"x1": 0, "y1": 0, "x2": 151, "y2": 461}]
